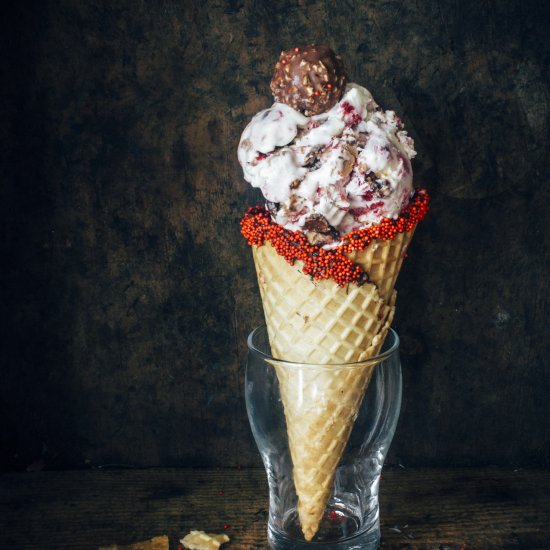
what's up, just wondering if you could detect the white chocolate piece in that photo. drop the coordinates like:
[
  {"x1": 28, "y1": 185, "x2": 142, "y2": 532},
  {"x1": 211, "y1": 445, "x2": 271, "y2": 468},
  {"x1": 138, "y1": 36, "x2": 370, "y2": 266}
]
[{"x1": 180, "y1": 530, "x2": 230, "y2": 550}]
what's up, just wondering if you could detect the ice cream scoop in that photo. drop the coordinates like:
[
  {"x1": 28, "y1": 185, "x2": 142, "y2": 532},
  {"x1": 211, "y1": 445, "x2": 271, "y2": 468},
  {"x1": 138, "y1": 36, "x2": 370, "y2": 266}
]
[{"x1": 239, "y1": 52, "x2": 416, "y2": 248}]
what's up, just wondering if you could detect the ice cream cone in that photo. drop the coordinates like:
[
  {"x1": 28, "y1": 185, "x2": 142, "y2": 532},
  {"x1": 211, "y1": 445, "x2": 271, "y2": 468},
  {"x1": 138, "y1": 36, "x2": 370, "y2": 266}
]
[
  {"x1": 348, "y1": 228, "x2": 416, "y2": 303},
  {"x1": 237, "y1": 42, "x2": 430, "y2": 544},
  {"x1": 251, "y1": 231, "x2": 413, "y2": 539},
  {"x1": 270, "y1": 308, "x2": 394, "y2": 541}
]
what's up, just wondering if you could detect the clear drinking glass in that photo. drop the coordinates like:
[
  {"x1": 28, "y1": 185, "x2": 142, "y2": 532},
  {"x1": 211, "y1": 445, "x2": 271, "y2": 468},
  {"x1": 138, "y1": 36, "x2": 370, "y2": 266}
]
[{"x1": 245, "y1": 326, "x2": 402, "y2": 549}]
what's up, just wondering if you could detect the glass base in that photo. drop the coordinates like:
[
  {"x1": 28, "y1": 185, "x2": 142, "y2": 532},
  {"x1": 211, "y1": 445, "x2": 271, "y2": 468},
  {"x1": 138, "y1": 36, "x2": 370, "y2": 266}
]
[
  {"x1": 247, "y1": 326, "x2": 401, "y2": 550},
  {"x1": 268, "y1": 505, "x2": 380, "y2": 549}
]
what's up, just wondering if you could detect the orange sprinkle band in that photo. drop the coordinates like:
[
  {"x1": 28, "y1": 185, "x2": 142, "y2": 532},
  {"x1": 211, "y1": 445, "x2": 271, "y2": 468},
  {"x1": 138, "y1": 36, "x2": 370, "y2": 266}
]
[{"x1": 241, "y1": 188, "x2": 430, "y2": 287}]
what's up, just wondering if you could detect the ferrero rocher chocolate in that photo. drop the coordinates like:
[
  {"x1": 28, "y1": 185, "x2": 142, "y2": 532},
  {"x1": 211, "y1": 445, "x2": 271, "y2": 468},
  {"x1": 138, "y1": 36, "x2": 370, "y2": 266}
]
[{"x1": 270, "y1": 44, "x2": 346, "y2": 116}]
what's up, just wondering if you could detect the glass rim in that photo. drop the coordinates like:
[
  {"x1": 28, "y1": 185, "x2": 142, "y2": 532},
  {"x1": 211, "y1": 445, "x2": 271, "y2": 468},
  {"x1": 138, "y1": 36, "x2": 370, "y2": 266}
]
[{"x1": 247, "y1": 325, "x2": 400, "y2": 368}]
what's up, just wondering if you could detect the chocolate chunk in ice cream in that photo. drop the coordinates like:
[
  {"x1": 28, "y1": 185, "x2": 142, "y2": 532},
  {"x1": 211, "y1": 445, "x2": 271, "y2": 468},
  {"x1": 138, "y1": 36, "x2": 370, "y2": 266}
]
[
  {"x1": 270, "y1": 45, "x2": 346, "y2": 116},
  {"x1": 303, "y1": 214, "x2": 340, "y2": 246}
]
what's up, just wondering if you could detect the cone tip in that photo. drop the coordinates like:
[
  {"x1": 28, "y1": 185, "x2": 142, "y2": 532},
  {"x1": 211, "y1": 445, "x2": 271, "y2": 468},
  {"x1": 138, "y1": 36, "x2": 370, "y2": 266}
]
[{"x1": 302, "y1": 527, "x2": 316, "y2": 541}]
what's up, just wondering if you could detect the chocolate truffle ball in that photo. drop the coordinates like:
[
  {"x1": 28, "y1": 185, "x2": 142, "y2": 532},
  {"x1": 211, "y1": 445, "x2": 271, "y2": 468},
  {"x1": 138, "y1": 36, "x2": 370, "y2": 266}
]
[{"x1": 270, "y1": 45, "x2": 346, "y2": 116}]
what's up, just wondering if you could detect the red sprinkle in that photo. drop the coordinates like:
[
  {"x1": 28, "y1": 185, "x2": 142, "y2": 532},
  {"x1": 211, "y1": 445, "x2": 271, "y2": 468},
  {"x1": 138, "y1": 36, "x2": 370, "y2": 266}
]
[
  {"x1": 240, "y1": 188, "x2": 429, "y2": 287},
  {"x1": 223, "y1": 523, "x2": 230, "y2": 530}
]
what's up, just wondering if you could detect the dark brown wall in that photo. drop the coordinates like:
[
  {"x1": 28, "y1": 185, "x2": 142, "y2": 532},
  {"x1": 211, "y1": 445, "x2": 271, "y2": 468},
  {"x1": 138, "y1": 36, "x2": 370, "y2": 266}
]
[{"x1": 1, "y1": 0, "x2": 549, "y2": 470}]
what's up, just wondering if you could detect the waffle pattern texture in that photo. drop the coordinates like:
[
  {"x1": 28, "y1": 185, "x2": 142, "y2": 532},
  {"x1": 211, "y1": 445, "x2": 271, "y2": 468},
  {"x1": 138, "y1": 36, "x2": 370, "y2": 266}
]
[{"x1": 252, "y1": 229, "x2": 415, "y2": 540}]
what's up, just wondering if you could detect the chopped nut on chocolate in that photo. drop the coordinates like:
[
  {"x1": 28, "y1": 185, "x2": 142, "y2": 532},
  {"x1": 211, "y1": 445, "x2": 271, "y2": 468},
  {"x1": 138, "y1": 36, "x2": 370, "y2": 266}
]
[{"x1": 270, "y1": 45, "x2": 346, "y2": 116}]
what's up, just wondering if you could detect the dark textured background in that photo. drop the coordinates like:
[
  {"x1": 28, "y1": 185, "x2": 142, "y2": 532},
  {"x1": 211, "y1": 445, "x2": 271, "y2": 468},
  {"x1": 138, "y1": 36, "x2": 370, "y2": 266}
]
[{"x1": 1, "y1": 0, "x2": 549, "y2": 471}]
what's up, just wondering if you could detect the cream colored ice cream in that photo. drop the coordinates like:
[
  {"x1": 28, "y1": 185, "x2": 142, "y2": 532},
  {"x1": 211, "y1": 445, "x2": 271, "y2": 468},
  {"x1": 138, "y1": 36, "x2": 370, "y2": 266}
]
[{"x1": 238, "y1": 83, "x2": 416, "y2": 246}]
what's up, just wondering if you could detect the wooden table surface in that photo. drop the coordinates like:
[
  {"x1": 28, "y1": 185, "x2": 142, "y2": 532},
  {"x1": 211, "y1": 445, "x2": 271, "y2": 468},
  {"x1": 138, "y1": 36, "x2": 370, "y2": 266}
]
[{"x1": 1, "y1": 467, "x2": 549, "y2": 549}]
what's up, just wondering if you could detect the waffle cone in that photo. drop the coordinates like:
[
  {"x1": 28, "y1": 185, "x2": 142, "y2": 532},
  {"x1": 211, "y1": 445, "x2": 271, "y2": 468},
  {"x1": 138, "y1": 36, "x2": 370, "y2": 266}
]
[
  {"x1": 251, "y1": 229, "x2": 415, "y2": 540},
  {"x1": 347, "y1": 227, "x2": 416, "y2": 303}
]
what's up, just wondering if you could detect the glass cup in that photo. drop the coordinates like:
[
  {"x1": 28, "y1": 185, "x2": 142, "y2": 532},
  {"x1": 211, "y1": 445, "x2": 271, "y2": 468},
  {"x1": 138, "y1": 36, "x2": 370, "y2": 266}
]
[{"x1": 245, "y1": 326, "x2": 402, "y2": 549}]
